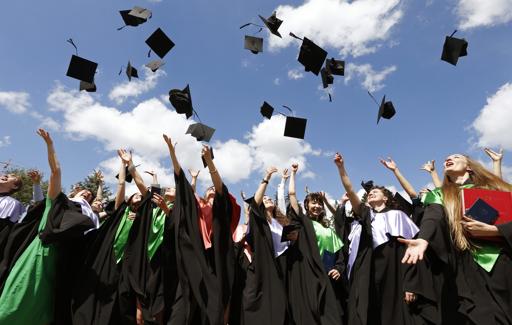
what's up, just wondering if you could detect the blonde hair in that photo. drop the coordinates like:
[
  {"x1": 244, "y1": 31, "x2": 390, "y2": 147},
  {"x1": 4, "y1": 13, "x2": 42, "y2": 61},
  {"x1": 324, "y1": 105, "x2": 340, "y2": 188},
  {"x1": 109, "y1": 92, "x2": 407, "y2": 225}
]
[{"x1": 441, "y1": 155, "x2": 512, "y2": 250}]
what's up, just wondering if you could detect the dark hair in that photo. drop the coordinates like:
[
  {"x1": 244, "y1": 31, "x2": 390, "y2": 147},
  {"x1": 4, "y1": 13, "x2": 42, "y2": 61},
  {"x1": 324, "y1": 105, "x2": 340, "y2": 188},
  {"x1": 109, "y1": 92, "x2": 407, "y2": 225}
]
[
  {"x1": 304, "y1": 192, "x2": 329, "y2": 227},
  {"x1": 362, "y1": 186, "x2": 396, "y2": 209}
]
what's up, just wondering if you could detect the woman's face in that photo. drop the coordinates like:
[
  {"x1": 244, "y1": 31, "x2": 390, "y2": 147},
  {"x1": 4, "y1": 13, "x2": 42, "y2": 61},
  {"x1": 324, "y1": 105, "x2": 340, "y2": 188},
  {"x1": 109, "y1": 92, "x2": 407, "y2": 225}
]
[
  {"x1": 307, "y1": 199, "x2": 324, "y2": 217},
  {"x1": 444, "y1": 154, "x2": 469, "y2": 175},
  {"x1": 367, "y1": 188, "x2": 387, "y2": 206},
  {"x1": 91, "y1": 200, "x2": 103, "y2": 213},
  {"x1": 0, "y1": 174, "x2": 20, "y2": 192},
  {"x1": 262, "y1": 195, "x2": 275, "y2": 209},
  {"x1": 204, "y1": 186, "x2": 215, "y2": 201},
  {"x1": 76, "y1": 189, "x2": 93, "y2": 203},
  {"x1": 164, "y1": 187, "x2": 176, "y2": 201}
]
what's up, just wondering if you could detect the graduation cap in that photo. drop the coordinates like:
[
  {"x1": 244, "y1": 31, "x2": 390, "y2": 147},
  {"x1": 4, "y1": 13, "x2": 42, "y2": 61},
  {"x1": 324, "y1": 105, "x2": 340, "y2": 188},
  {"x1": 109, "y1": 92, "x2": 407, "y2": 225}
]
[
  {"x1": 258, "y1": 12, "x2": 283, "y2": 38},
  {"x1": 79, "y1": 81, "x2": 96, "y2": 92},
  {"x1": 145, "y1": 60, "x2": 165, "y2": 72},
  {"x1": 66, "y1": 55, "x2": 97, "y2": 84},
  {"x1": 201, "y1": 147, "x2": 214, "y2": 168},
  {"x1": 146, "y1": 28, "x2": 175, "y2": 59},
  {"x1": 115, "y1": 164, "x2": 141, "y2": 183},
  {"x1": 244, "y1": 35, "x2": 263, "y2": 54},
  {"x1": 186, "y1": 123, "x2": 215, "y2": 142},
  {"x1": 291, "y1": 34, "x2": 327, "y2": 76},
  {"x1": 321, "y1": 68, "x2": 334, "y2": 89},
  {"x1": 441, "y1": 30, "x2": 468, "y2": 66},
  {"x1": 361, "y1": 180, "x2": 374, "y2": 193},
  {"x1": 326, "y1": 58, "x2": 345, "y2": 76},
  {"x1": 169, "y1": 85, "x2": 193, "y2": 119},
  {"x1": 260, "y1": 101, "x2": 274, "y2": 119},
  {"x1": 284, "y1": 116, "x2": 307, "y2": 139},
  {"x1": 465, "y1": 198, "x2": 499, "y2": 224},
  {"x1": 126, "y1": 61, "x2": 138, "y2": 81},
  {"x1": 368, "y1": 91, "x2": 395, "y2": 124},
  {"x1": 281, "y1": 223, "x2": 301, "y2": 242},
  {"x1": 393, "y1": 192, "x2": 413, "y2": 216},
  {"x1": 118, "y1": 7, "x2": 152, "y2": 29}
]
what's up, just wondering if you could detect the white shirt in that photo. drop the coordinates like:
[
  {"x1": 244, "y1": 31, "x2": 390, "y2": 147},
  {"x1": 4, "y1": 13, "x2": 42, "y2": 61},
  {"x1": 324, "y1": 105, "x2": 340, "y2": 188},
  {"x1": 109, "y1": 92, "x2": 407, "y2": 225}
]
[{"x1": 0, "y1": 196, "x2": 25, "y2": 223}]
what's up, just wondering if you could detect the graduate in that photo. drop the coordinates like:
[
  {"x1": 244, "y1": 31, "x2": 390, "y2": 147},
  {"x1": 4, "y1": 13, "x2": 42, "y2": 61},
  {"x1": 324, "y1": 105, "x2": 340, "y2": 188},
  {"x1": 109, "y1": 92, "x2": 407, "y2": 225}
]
[
  {"x1": 400, "y1": 154, "x2": 512, "y2": 324},
  {"x1": 333, "y1": 152, "x2": 434, "y2": 325},
  {"x1": 0, "y1": 129, "x2": 96, "y2": 325}
]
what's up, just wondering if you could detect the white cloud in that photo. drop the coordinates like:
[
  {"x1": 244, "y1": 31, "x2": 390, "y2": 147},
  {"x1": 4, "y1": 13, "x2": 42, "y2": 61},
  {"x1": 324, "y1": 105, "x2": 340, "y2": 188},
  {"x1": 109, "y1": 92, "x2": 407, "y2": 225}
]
[
  {"x1": 345, "y1": 63, "x2": 397, "y2": 92},
  {"x1": 274, "y1": 78, "x2": 281, "y2": 85},
  {"x1": 0, "y1": 91, "x2": 30, "y2": 114},
  {"x1": 456, "y1": 0, "x2": 512, "y2": 30},
  {"x1": 0, "y1": 136, "x2": 11, "y2": 148},
  {"x1": 268, "y1": 0, "x2": 403, "y2": 57},
  {"x1": 108, "y1": 66, "x2": 166, "y2": 105},
  {"x1": 288, "y1": 69, "x2": 304, "y2": 80},
  {"x1": 472, "y1": 83, "x2": 512, "y2": 151}
]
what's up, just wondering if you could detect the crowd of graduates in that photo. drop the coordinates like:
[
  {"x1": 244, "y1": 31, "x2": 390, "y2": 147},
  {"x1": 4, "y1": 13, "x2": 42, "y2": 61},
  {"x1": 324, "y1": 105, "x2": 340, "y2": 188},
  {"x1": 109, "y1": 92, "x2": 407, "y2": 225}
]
[{"x1": 0, "y1": 129, "x2": 511, "y2": 325}]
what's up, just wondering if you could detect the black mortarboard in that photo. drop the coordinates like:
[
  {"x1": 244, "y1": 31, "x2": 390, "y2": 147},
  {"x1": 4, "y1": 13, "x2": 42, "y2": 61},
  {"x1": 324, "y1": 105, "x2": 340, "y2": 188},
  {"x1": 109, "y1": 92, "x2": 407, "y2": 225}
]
[
  {"x1": 146, "y1": 28, "x2": 175, "y2": 59},
  {"x1": 297, "y1": 37, "x2": 327, "y2": 76},
  {"x1": 260, "y1": 101, "x2": 274, "y2": 119},
  {"x1": 145, "y1": 60, "x2": 165, "y2": 72},
  {"x1": 244, "y1": 35, "x2": 263, "y2": 54},
  {"x1": 377, "y1": 95, "x2": 396, "y2": 124},
  {"x1": 66, "y1": 55, "x2": 97, "y2": 83},
  {"x1": 281, "y1": 222, "x2": 301, "y2": 242},
  {"x1": 258, "y1": 12, "x2": 283, "y2": 38},
  {"x1": 79, "y1": 81, "x2": 96, "y2": 92},
  {"x1": 126, "y1": 61, "x2": 138, "y2": 81},
  {"x1": 361, "y1": 180, "x2": 374, "y2": 193},
  {"x1": 465, "y1": 198, "x2": 498, "y2": 224},
  {"x1": 169, "y1": 85, "x2": 193, "y2": 119},
  {"x1": 129, "y1": 6, "x2": 152, "y2": 21},
  {"x1": 186, "y1": 123, "x2": 216, "y2": 142},
  {"x1": 119, "y1": 7, "x2": 151, "y2": 27},
  {"x1": 321, "y1": 68, "x2": 334, "y2": 89},
  {"x1": 115, "y1": 164, "x2": 140, "y2": 183},
  {"x1": 326, "y1": 58, "x2": 345, "y2": 76},
  {"x1": 201, "y1": 147, "x2": 214, "y2": 168},
  {"x1": 393, "y1": 192, "x2": 413, "y2": 216},
  {"x1": 441, "y1": 32, "x2": 468, "y2": 66},
  {"x1": 284, "y1": 116, "x2": 307, "y2": 139}
]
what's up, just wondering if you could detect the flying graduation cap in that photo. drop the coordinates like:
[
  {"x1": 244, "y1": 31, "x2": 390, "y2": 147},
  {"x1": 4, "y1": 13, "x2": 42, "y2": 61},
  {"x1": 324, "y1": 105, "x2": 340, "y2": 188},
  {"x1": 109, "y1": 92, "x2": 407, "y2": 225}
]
[
  {"x1": 169, "y1": 84, "x2": 193, "y2": 119},
  {"x1": 368, "y1": 91, "x2": 396, "y2": 124},
  {"x1": 145, "y1": 60, "x2": 165, "y2": 72},
  {"x1": 146, "y1": 28, "x2": 175, "y2": 59},
  {"x1": 186, "y1": 123, "x2": 216, "y2": 142},
  {"x1": 260, "y1": 102, "x2": 293, "y2": 120},
  {"x1": 79, "y1": 81, "x2": 96, "y2": 92},
  {"x1": 284, "y1": 116, "x2": 307, "y2": 139},
  {"x1": 65, "y1": 39, "x2": 98, "y2": 85},
  {"x1": 244, "y1": 35, "x2": 264, "y2": 54},
  {"x1": 290, "y1": 33, "x2": 327, "y2": 76},
  {"x1": 441, "y1": 30, "x2": 468, "y2": 66},
  {"x1": 258, "y1": 12, "x2": 283, "y2": 38},
  {"x1": 126, "y1": 61, "x2": 139, "y2": 81},
  {"x1": 118, "y1": 6, "x2": 152, "y2": 29},
  {"x1": 325, "y1": 58, "x2": 345, "y2": 76},
  {"x1": 321, "y1": 68, "x2": 334, "y2": 89}
]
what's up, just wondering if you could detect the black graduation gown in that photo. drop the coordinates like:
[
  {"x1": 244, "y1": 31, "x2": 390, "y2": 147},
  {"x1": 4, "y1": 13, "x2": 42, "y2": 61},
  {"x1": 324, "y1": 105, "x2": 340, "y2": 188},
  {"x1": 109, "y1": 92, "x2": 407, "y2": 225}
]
[
  {"x1": 346, "y1": 205, "x2": 435, "y2": 325},
  {"x1": 172, "y1": 171, "x2": 239, "y2": 325},
  {"x1": 121, "y1": 192, "x2": 166, "y2": 324},
  {"x1": 71, "y1": 202, "x2": 129, "y2": 325},
  {"x1": 286, "y1": 207, "x2": 344, "y2": 325}
]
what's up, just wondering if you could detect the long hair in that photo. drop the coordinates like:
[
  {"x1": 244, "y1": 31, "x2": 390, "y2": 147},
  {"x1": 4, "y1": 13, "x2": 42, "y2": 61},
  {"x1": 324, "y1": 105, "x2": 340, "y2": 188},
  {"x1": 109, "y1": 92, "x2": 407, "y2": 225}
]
[
  {"x1": 304, "y1": 192, "x2": 329, "y2": 227},
  {"x1": 442, "y1": 155, "x2": 512, "y2": 250}
]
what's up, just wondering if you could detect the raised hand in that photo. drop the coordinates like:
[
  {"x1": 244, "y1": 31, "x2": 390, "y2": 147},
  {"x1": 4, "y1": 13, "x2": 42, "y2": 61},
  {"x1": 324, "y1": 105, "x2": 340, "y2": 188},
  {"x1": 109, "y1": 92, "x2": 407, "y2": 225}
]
[
  {"x1": 484, "y1": 147, "x2": 503, "y2": 162},
  {"x1": 163, "y1": 134, "x2": 175, "y2": 152},
  {"x1": 380, "y1": 157, "x2": 397, "y2": 171},
  {"x1": 333, "y1": 153, "x2": 344, "y2": 168},
  {"x1": 265, "y1": 166, "x2": 278, "y2": 178},
  {"x1": 201, "y1": 145, "x2": 213, "y2": 162},
  {"x1": 188, "y1": 169, "x2": 200, "y2": 178},
  {"x1": 282, "y1": 168, "x2": 290, "y2": 180},
  {"x1": 117, "y1": 149, "x2": 132, "y2": 165},
  {"x1": 36, "y1": 129, "x2": 53, "y2": 145},
  {"x1": 291, "y1": 163, "x2": 299, "y2": 174},
  {"x1": 420, "y1": 160, "x2": 436, "y2": 173},
  {"x1": 27, "y1": 169, "x2": 42, "y2": 184},
  {"x1": 398, "y1": 238, "x2": 429, "y2": 264},
  {"x1": 94, "y1": 170, "x2": 104, "y2": 184}
]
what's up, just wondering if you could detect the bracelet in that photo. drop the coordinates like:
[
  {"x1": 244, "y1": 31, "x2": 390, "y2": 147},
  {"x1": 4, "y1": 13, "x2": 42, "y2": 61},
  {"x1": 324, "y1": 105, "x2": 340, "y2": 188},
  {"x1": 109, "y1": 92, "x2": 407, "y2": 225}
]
[
  {"x1": 209, "y1": 169, "x2": 218, "y2": 174},
  {"x1": 261, "y1": 179, "x2": 269, "y2": 184}
]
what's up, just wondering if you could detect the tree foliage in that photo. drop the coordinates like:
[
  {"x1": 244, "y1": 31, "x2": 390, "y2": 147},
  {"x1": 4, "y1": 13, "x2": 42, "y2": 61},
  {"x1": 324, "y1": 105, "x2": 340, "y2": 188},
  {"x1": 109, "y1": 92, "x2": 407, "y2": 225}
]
[{"x1": 4, "y1": 168, "x2": 49, "y2": 206}]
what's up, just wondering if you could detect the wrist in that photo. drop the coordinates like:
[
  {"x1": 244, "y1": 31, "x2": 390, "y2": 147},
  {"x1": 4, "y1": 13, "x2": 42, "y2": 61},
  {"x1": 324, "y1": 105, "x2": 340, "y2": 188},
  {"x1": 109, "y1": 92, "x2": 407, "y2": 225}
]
[{"x1": 261, "y1": 179, "x2": 269, "y2": 184}]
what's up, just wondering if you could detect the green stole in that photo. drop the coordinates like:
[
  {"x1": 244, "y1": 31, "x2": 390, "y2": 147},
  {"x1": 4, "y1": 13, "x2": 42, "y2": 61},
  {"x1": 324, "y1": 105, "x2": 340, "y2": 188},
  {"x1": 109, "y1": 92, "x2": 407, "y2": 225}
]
[
  {"x1": 311, "y1": 220, "x2": 344, "y2": 256},
  {"x1": 423, "y1": 186, "x2": 501, "y2": 272}
]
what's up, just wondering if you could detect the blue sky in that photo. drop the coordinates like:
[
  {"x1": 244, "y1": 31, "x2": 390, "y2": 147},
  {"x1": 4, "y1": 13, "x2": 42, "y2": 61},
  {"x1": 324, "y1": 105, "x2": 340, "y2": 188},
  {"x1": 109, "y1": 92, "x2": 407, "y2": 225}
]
[{"x1": 1, "y1": 0, "x2": 511, "y2": 202}]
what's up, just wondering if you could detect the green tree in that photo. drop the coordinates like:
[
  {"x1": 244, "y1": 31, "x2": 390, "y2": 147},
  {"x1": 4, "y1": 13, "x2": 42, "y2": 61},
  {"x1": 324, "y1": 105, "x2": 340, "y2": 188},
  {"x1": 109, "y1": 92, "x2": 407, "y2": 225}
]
[
  {"x1": 5, "y1": 168, "x2": 49, "y2": 206},
  {"x1": 71, "y1": 170, "x2": 112, "y2": 202}
]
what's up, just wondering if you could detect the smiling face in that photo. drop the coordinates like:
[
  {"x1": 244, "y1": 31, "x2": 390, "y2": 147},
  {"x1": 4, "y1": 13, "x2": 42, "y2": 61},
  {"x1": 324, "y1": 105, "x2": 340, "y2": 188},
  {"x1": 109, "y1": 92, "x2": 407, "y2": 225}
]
[
  {"x1": 306, "y1": 198, "x2": 324, "y2": 218},
  {"x1": 0, "y1": 174, "x2": 22, "y2": 194},
  {"x1": 367, "y1": 188, "x2": 388, "y2": 207},
  {"x1": 75, "y1": 189, "x2": 94, "y2": 204},
  {"x1": 444, "y1": 154, "x2": 470, "y2": 176},
  {"x1": 262, "y1": 195, "x2": 275, "y2": 210}
]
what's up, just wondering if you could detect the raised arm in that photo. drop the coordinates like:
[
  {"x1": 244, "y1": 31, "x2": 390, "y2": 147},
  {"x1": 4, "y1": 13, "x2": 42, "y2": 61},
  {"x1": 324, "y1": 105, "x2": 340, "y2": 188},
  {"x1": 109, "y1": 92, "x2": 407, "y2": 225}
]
[
  {"x1": 188, "y1": 169, "x2": 200, "y2": 192},
  {"x1": 115, "y1": 151, "x2": 127, "y2": 210},
  {"x1": 94, "y1": 170, "x2": 104, "y2": 202},
  {"x1": 118, "y1": 149, "x2": 147, "y2": 196},
  {"x1": 37, "y1": 129, "x2": 61, "y2": 200},
  {"x1": 202, "y1": 145, "x2": 223, "y2": 195},
  {"x1": 334, "y1": 153, "x2": 361, "y2": 216},
  {"x1": 420, "y1": 160, "x2": 442, "y2": 188},
  {"x1": 288, "y1": 163, "x2": 300, "y2": 215},
  {"x1": 276, "y1": 168, "x2": 289, "y2": 214},
  {"x1": 163, "y1": 134, "x2": 181, "y2": 176},
  {"x1": 27, "y1": 169, "x2": 44, "y2": 202},
  {"x1": 380, "y1": 157, "x2": 418, "y2": 198},
  {"x1": 254, "y1": 166, "x2": 278, "y2": 205},
  {"x1": 484, "y1": 148, "x2": 503, "y2": 179},
  {"x1": 321, "y1": 191, "x2": 336, "y2": 216},
  {"x1": 145, "y1": 170, "x2": 158, "y2": 186}
]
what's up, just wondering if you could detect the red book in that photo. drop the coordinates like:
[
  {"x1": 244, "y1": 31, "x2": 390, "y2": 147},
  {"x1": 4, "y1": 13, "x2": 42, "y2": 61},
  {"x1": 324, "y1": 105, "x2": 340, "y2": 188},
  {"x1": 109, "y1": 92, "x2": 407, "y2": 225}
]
[{"x1": 462, "y1": 188, "x2": 512, "y2": 225}]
